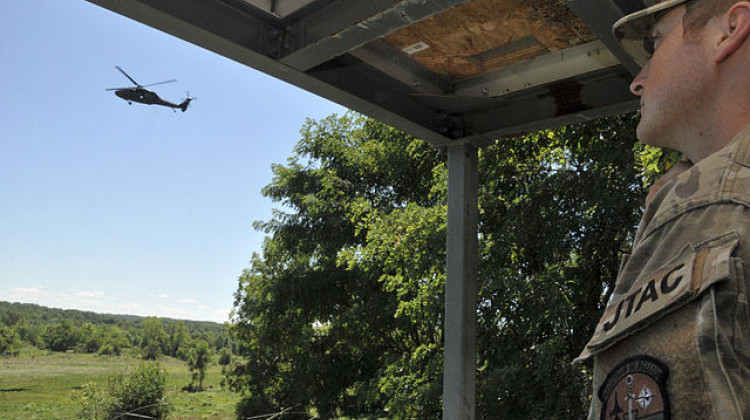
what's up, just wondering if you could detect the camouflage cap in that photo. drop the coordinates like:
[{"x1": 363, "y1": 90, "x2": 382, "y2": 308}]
[{"x1": 612, "y1": 0, "x2": 691, "y2": 67}]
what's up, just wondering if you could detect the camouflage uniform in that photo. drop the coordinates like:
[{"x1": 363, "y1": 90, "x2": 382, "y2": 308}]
[{"x1": 578, "y1": 124, "x2": 750, "y2": 419}]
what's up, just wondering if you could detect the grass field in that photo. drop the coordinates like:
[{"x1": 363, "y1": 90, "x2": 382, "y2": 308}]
[{"x1": 0, "y1": 347, "x2": 240, "y2": 420}]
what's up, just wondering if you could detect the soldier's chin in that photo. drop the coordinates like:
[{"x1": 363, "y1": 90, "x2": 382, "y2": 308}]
[
  {"x1": 636, "y1": 122, "x2": 660, "y2": 147},
  {"x1": 636, "y1": 122, "x2": 651, "y2": 144}
]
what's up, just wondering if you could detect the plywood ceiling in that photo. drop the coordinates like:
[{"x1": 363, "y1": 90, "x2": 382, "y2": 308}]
[{"x1": 382, "y1": 0, "x2": 597, "y2": 79}]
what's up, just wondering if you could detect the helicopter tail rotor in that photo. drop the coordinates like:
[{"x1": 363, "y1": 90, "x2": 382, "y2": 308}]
[{"x1": 179, "y1": 92, "x2": 196, "y2": 112}]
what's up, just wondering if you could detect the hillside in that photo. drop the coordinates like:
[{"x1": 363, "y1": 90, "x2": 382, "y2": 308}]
[
  {"x1": 0, "y1": 300, "x2": 225, "y2": 334},
  {"x1": 0, "y1": 300, "x2": 233, "y2": 359}
]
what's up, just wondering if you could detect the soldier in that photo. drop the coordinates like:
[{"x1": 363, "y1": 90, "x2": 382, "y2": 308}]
[{"x1": 576, "y1": 0, "x2": 750, "y2": 418}]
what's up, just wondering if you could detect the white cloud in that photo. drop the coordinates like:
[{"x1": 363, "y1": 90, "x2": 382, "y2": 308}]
[
  {"x1": 2, "y1": 286, "x2": 50, "y2": 302},
  {"x1": 178, "y1": 299, "x2": 199, "y2": 304},
  {"x1": 73, "y1": 290, "x2": 105, "y2": 298},
  {"x1": 12, "y1": 286, "x2": 42, "y2": 294}
]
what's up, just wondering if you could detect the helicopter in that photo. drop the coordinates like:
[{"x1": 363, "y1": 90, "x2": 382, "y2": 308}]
[{"x1": 107, "y1": 66, "x2": 193, "y2": 112}]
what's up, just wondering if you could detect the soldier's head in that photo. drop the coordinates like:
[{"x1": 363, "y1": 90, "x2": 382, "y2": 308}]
[
  {"x1": 615, "y1": 0, "x2": 750, "y2": 162},
  {"x1": 614, "y1": 0, "x2": 743, "y2": 66}
]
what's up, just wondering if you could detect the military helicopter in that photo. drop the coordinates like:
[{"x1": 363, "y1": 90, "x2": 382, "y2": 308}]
[{"x1": 107, "y1": 66, "x2": 193, "y2": 112}]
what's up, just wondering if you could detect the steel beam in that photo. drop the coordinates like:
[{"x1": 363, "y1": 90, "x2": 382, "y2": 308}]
[
  {"x1": 452, "y1": 41, "x2": 619, "y2": 98},
  {"x1": 563, "y1": 0, "x2": 642, "y2": 75},
  {"x1": 461, "y1": 66, "x2": 638, "y2": 142},
  {"x1": 280, "y1": 0, "x2": 473, "y2": 71},
  {"x1": 294, "y1": 0, "x2": 403, "y2": 41},
  {"x1": 444, "y1": 144, "x2": 478, "y2": 420},
  {"x1": 349, "y1": 41, "x2": 452, "y2": 97},
  {"x1": 305, "y1": 56, "x2": 448, "y2": 141},
  {"x1": 242, "y1": 0, "x2": 321, "y2": 18},
  {"x1": 85, "y1": 0, "x2": 283, "y2": 57}
]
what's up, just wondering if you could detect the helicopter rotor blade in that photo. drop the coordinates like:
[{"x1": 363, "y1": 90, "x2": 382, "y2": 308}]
[
  {"x1": 142, "y1": 79, "x2": 177, "y2": 88},
  {"x1": 115, "y1": 66, "x2": 140, "y2": 87},
  {"x1": 105, "y1": 87, "x2": 131, "y2": 91}
]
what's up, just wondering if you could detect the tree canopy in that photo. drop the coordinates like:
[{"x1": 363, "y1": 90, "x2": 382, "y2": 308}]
[{"x1": 228, "y1": 112, "x2": 667, "y2": 419}]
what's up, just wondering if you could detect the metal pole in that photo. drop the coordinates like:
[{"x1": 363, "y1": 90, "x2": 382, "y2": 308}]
[{"x1": 443, "y1": 144, "x2": 478, "y2": 420}]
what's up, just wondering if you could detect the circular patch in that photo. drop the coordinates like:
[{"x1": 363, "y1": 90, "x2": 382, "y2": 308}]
[{"x1": 598, "y1": 355, "x2": 669, "y2": 420}]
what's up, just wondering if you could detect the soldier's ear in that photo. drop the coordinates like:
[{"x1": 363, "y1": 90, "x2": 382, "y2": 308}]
[{"x1": 715, "y1": 2, "x2": 750, "y2": 63}]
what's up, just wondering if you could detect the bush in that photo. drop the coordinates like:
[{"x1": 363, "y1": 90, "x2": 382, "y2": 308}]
[
  {"x1": 218, "y1": 347, "x2": 232, "y2": 366},
  {"x1": 236, "y1": 397, "x2": 310, "y2": 420},
  {"x1": 96, "y1": 342, "x2": 121, "y2": 357},
  {"x1": 75, "y1": 361, "x2": 170, "y2": 419}
]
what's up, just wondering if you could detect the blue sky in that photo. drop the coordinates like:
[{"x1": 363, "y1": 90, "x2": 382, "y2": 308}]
[{"x1": 0, "y1": 0, "x2": 346, "y2": 322}]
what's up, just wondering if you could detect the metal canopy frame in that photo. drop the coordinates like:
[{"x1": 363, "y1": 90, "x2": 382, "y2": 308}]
[
  {"x1": 85, "y1": 0, "x2": 644, "y2": 147},
  {"x1": 83, "y1": 0, "x2": 646, "y2": 418}
]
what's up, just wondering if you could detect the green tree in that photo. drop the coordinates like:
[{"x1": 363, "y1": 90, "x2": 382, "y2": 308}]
[
  {"x1": 165, "y1": 321, "x2": 191, "y2": 359},
  {"x1": 475, "y1": 115, "x2": 644, "y2": 418},
  {"x1": 0, "y1": 325, "x2": 22, "y2": 356},
  {"x1": 228, "y1": 113, "x2": 445, "y2": 418},
  {"x1": 98, "y1": 326, "x2": 129, "y2": 356},
  {"x1": 43, "y1": 319, "x2": 78, "y2": 352},
  {"x1": 0, "y1": 309, "x2": 33, "y2": 351},
  {"x1": 141, "y1": 317, "x2": 166, "y2": 360},
  {"x1": 228, "y1": 112, "x2": 668, "y2": 419},
  {"x1": 0, "y1": 309, "x2": 24, "y2": 327},
  {"x1": 76, "y1": 322, "x2": 105, "y2": 353},
  {"x1": 187, "y1": 340, "x2": 211, "y2": 391}
]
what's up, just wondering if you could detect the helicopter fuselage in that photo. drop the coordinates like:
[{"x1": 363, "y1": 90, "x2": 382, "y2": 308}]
[{"x1": 115, "y1": 87, "x2": 181, "y2": 108}]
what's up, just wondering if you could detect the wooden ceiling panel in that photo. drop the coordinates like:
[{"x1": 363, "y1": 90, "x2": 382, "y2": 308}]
[{"x1": 382, "y1": 0, "x2": 596, "y2": 79}]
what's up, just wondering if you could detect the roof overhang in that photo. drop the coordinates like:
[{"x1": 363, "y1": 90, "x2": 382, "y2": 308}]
[{"x1": 84, "y1": 0, "x2": 646, "y2": 146}]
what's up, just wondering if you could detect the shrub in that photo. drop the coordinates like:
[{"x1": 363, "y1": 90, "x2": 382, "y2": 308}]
[
  {"x1": 218, "y1": 347, "x2": 232, "y2": 366},
  {"x1": 96, "y1": 342, "x2": 121, "y2": 357},
  {"x1": 236, "y1": 397, "x2": 310, "y2": 420},
  {"x1": 75, "y1": 361, "x2": 170, "y2": 419}
]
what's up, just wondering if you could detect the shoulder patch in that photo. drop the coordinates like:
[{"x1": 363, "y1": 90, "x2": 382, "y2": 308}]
[{"x1": 598, "y1": 356, "x2": 669, "y2": 420}]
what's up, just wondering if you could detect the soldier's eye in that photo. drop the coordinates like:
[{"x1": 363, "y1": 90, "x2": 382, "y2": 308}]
[{"x1": 643, "y1": 35, "x2": 656, "y2": 55}]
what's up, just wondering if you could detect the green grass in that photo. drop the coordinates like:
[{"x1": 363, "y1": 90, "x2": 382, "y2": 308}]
[{"x1": 0, "y1": 347, "x2": 240, "y2": 420}]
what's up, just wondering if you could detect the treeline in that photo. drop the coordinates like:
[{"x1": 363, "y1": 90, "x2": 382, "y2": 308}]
[{"x1": 0, "y1": 301, "x2": 234, "y2": 361}]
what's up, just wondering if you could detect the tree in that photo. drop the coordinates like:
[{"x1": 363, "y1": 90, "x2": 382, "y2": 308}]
[
  {"x1": 98, "y1": 326, "x2": 130, "y2": 356},
  {"x1": 0, "y1": 310, "x2": 27, "y2": 354},
  {"x1": 228, "y1": 113, "x2": 445, "y2": 418},
  {"x1": 475, "y1": 116, "x2": 645, "y2": 418},
  {"x1": 228, "y1": 112, "x2": 667, "y2": 419},
  {"x1": 77, "y1": 322, "x2": 105, "y2": 354},
  {"x1": 0, "y1": 309, "x2": 24, "y2": 327},
  {"x1": 0, "y1": 325, "x2": 22, "y2": 356},
  {"x1": 141, "y1": 317, "x2": 166, "y2": 360},
  {"x1": 186, "y1": 340, "x2": 211, "y2": 391},
  {"x1": 43, "y1": 319, "x2": 78, "y2": 352},
  {"x1": 165, "y1": 321, "x2": 191, "y2": 359}
]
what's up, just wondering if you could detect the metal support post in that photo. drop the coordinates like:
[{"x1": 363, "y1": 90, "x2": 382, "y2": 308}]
[{"x1": 443, "y1": 144, "x2": 478, "y2": 420}]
